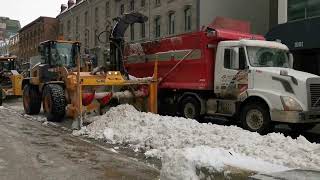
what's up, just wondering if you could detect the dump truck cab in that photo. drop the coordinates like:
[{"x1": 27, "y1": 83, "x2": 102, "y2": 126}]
[{"x1": 213, "y1": 38, "x2": 320, "y2": 128}]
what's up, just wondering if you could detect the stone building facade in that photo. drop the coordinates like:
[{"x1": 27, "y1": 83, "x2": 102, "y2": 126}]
[
  {"x1": 57, "y1": 0, "x2": 198, "y2": 66},
  {"x1": 57, "y1": 0, "x2": 282, "y2": 66},
  {"x1": 18, "y1": 17, "x2": 59, "y2": 63},
  {"x1": 0, "y1": 17, "x2": 21, "y2": 41}
]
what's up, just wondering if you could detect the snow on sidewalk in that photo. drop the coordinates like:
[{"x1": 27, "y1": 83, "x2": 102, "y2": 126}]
[{"x1": 74, "y1": 105, "x2": 320, "y2": 179}]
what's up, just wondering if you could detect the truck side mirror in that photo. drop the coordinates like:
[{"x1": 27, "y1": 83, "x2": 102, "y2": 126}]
[{"x1": 289, "y1": 53, "x2": 294, "y2": 68}]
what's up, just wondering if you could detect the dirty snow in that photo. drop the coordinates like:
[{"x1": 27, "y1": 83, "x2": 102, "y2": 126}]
[
  {"x1": 74, "y1": 104, "x2": 320, "y2": 179},
  {"x1": 159, "y1": 146, "x2": 289, "y2": 180}
]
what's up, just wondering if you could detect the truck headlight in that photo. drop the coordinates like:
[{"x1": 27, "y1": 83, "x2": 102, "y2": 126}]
[{"x1": 280, "y1": 96, "x2": 303, "y2": 111}]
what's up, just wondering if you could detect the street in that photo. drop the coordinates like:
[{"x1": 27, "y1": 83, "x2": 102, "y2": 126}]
[{"x1": 0, "y1": 99, "x2": 159, "y2": 180}]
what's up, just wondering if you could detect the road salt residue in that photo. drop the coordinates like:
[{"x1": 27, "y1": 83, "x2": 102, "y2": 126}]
[{"x1": 74, "y1": 105, "x2": 320, "y2": 179}]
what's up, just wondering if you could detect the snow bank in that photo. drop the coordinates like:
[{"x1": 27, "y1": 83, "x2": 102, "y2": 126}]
[
  {"x1": 74, "y1": 105, "x2": 320, "y2": 178},
  {"x1": 160, "y1": 146, "x2": 289, "y2": 180}
]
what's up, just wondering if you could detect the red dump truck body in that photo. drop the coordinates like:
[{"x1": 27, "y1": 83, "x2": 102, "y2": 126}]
[{"x1": 125, "y1": 29, "x2": 264, "y2": 91}]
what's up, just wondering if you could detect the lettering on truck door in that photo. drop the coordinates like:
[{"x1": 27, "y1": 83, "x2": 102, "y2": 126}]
[{"x1": 218, "y1": 47, "x2": 248, "y2": 99}]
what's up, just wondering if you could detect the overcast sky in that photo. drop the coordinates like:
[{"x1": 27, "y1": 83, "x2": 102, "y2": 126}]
[{"x1": 1, "y1": 0, "x2": 66, "y2": 27}]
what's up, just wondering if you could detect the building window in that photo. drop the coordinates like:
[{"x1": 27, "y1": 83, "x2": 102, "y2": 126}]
[
  {"x1": 120, "y1": 4, "x2": 125, "y2": 15},
  {"x1": 155, "y1": 16, "x2": 161, "y2": 38},
  {"x1": 141, "y1": 23, "x2": 146, "y2": 38},
  {"x1": 105, "y1": 1, "x2": 110, "y2": 17},
  {"x1": 141, "y1": 0, "x2": 145, "y2": 7},
  {"x1": 130, "y1": 0, "x2": 135, "y2": 11},
  {"x1": 95, "y1": 29, "x2": 98, "y2": 46},
  {"x1": 130, "y1": 24, "x2": 135, "y2": 41},
  {"x1": 59, "y1": 23, "x2": 64, "y2": 34},
  {"x1": 184, "y1": 7, "x2": 191, "y2": 31},
  {"x1": 155, "y1": 0, "x2": 160, "y2": 6},
  {"x1": 95, "y1": 7, "x2": 99, "y2": 24},
  {"x1": 85, "y1": 30, "x2": 89, "y2": 48},
  {"x1": 84, "y1": 11, "x2": 88, "y2": 26},
  {"x1": 76, "y1": 16, "x2": 79, "y2": 34},
  {"x1": 168, "y1": 12, "x2": 175, "y2": 35},
  {"x1": 67, "y1": 20, "x2": 71, "y2": 34},
  {"x1": 288, "y1": 0, "x2": 306, "y2": 21},
  {"x1": 307, "y1": 0, "x2": 320, "y2": 18},
  {"x1": 288, "y1": 0, "x2": 320, "y2": 21},
  {"x1": 105, "y1": 26, "x2": 110, "y2": 43}
]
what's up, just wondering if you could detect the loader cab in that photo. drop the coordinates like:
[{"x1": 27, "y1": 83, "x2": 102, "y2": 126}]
[
  {"x1": 0, "y1": 57, "x2": 16, "y2": 72},
  {"x1": 38, "y1": 40, "x2": 80, "y2": 68}
]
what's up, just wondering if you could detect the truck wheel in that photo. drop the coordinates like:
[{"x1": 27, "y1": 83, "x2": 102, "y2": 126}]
[
  {"x1": 43, "y1": 84, "x2": 66, "y2": 122},
  {"x1": 289, "y1": 124, "x2": 316, "y2": 133},
  {"x1": 23, "y1": 84, "x2": 41, "y2": 115},
  {"x1": 180, "y1": 96, "x2": 201, "y2": 119},
  {"x1": 241, "y1": 103, "x2": 272, "y2": 134}
]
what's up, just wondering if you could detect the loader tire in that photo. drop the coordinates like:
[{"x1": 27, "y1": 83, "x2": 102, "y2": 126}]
[
  {"x1": 23, "y1": 84, "x2": 41, "y2": 115},
  {"x1": 43, "y1": 84, "x2": 66, "y2": 122}
]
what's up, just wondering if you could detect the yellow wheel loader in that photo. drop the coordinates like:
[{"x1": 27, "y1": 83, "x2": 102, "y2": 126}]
[
  {"x1": 22, "y1": 12, "x2": 157, "y2": 129},
  {"x1": 0, "y1": 56, "x2": 23, "y2": 106}
]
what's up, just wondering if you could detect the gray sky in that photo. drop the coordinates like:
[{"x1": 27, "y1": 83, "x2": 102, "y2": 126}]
[{"x1": 2, "y1": 0, "x2": 66, "y2": 27}]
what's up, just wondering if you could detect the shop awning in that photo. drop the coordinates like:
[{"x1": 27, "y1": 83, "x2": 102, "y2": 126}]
[{"x1": 266, "y1": 17, "x2": 320, "y2": 50}]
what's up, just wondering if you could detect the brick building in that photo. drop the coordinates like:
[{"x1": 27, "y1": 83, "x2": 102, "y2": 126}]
[{"x1": 18, "y1": 17, "x2": 59, "y2": 63}]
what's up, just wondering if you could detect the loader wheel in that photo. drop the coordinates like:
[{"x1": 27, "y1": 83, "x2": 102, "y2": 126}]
[
  {"x1": 289, "y1": 123, "x2": 316, "y2": 133},
  {"x1": 23, "y1": 84, "x2": 41, "y2": 115},
  {"x1": 180, "y1": 96, "x2": 201, "y2": 120},
  {"x1": 240, "y1": 102, "x2": 272, "y2": 134},
  {"x1": 43, "y1": 84, "x2": 66, "y2": 122}
]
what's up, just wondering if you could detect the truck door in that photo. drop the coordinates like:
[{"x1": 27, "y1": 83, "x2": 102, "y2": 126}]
[{"x1": 215, "y1": 46, "x2": 248, "y2": 99}]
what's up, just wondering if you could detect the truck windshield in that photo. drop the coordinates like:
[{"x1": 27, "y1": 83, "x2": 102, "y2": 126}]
[
  {"x1": 247, "y1": 47, "x2": 290, "y2": 68},
  {"x1": 51, "y1": 43, "x2": 75, "y2": 67}
]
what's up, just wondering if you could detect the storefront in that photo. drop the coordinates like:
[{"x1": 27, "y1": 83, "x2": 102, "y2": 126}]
[{"x1": 266, "y1": 17, "x2": 320, "y2": 75}]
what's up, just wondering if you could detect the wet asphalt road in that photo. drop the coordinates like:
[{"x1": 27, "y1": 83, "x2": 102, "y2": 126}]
[{"x1": 0, "y1": 100, "x2": 160, "y2": 180}]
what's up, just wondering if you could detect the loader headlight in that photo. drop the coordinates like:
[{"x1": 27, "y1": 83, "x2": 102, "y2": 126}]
[{"x1": 280, "y1": 96, "x2": 303, "y2": 111}]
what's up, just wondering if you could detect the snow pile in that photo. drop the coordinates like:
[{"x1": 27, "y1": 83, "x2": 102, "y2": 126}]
[
  {"x1": 160, "y1": 146, "x2": 289, "y2": 180},
  {"x1": 74, "y1": 105, "x2": 320, "y2": 178}
]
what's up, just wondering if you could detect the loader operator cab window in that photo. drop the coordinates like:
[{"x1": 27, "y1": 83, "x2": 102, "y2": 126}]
[
  {"x1": 224, "y1": 47, "x2": 247, "y2": 70},
  {"x1": 50, "y1": 43, "x2": 76, "y2": 68},
  {"x1": 0, "y1": 61, "x2": 14, "y2": 72}
]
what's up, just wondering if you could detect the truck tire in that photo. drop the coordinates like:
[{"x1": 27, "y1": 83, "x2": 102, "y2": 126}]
[
  {"x1": 180, "y1": 96, "x2": 201, "y2": 120},
  {"x1": 43, "y1": 84, "x2": 66, "y2": 122},
  {"x1": 240, "y1": 102, "x2": 272, "y2": 134},
  {"x1": 289, "y1": 124, "x2": 316, "y2": 133},
  {"x1": 23, "y1": 84, "x2": 41, "y2": 115}
]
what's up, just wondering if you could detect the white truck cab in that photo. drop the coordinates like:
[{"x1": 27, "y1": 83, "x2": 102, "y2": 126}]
[{"x1": 212, "y1": 39, "x2": 320, "y2": 133}]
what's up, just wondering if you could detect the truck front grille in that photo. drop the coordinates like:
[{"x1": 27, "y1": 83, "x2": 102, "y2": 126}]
[{"x1": 309, "y1": 84, "x2": 320, "y2": 108}]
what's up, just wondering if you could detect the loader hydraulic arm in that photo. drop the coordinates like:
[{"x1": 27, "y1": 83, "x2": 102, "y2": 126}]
[{"x1": 109, "y1": 12, "x2": 148, "y2": 77}]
